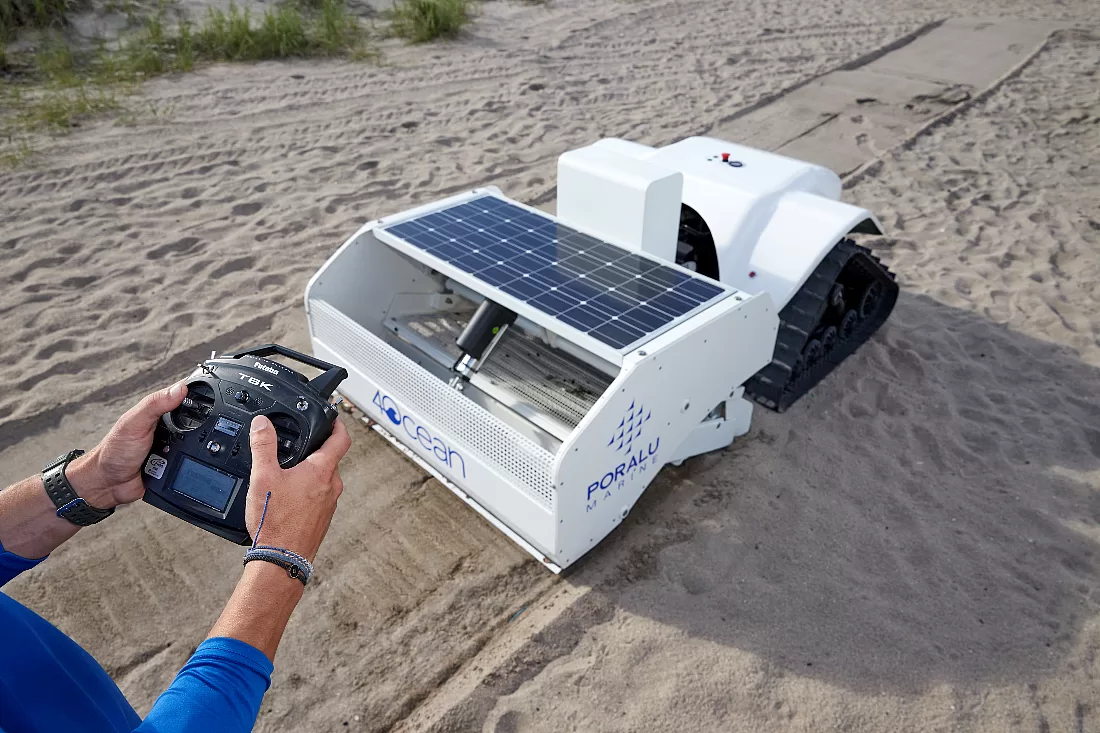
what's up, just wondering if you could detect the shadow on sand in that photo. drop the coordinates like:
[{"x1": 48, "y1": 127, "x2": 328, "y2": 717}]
[
  {"x1": 588, "y1": 291, "x2": 1100, "y2": 694},
  {"x1": 429, "y1": 291, "x2": 1100, "y2": 732}
]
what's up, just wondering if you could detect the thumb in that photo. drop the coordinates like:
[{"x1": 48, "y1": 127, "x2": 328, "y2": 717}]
[
  {"x1": 124, "y1": 380, "x2": 188, "y2": 433},
  {"x1": 249, "y1": 415, "x2": 280, "y2": 474}
]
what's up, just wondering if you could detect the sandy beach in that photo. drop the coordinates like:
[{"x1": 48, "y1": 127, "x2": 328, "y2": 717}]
[{"x1": 2, "y1": 0, "x2": 1099, "y2": 730}]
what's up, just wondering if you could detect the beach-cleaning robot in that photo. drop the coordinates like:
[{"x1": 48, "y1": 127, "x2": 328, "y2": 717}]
[{"x1": 304, "y1": 136, "x2": 897, "y2": 571}]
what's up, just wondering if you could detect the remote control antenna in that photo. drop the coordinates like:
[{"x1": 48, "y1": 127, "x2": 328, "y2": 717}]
[
  {"x1": 309, "y1": 367, "x2": 350, "y2": 400},
  {"x1": 449, "y1": 299, "x2": 516, "y2": 390}
]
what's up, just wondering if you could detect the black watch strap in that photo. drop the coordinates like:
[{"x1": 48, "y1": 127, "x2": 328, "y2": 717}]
[{"x1": 42, "y1": 450, "x2": 114, "y2": 527}]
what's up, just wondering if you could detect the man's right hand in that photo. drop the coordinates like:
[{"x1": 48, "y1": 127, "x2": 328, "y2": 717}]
[
  {"x1": 207, "y1": 415, "x2": 351, "y2": 661},
  {"x1": 244, "y1": 415, "x2": 352, "y2": 562}
]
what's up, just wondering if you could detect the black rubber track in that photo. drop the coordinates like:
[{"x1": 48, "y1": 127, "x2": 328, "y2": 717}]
[{"x1": 744, "y1": 239, "x2": 897, "y2": 412}]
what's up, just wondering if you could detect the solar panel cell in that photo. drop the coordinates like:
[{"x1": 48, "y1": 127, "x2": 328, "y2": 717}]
[
  {"x1": 558, "y1": 307, "x2": 611, "y2": 332},
  {"x1": 677, "y1": 278, "x2": 725, "y2": 301},
  {"x1": 528, "y1": 290, "x2": 577, "y2": 315},
  {"x1": 479, "y1": 264, "x2": 524, "y2": 287},
  {"x1": 559, "y1": 253, "x2": 606, "y2": 276},
  {"x1": 588, "y1": 292, "x2": 636, "y2": 316},
  {"x1": 644, "y1": 266, "x2": 692, "y2": 289},
  {"x1": 619, "y1": 307, "x2": 668, "y2": 333},
  {"x1": 586, "y1": 266, "x2": 636, "y2": 289},
  {"x1": 379, "y1": 194, "x2": 731, "y2": 351},
  {"x1": 648, "y1": 290, "x2": 696, "y2": 318},
  {"x1": 591, "y1": 320, "x2": 647, "y2": 349},
  {"x1": 453, "y1": 252, "x2": 496, "y2": 273},
  {"x1": 612, "y1": 254, "x2": 661, "y2": 274}
]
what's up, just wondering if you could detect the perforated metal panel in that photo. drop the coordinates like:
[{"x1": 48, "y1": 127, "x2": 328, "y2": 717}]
[{"x1": 309, "y1": 299, "x2": 556, "y2": 509}]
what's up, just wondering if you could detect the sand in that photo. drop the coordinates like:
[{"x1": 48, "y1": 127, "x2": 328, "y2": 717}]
[{"x1": 2, "y1": 0, "x2": 1099, "y2": 730}]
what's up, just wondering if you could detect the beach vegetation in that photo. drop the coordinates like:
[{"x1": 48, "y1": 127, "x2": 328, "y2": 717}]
[
  {"x1": 0, "y1": 0, "x2": 371, "y2": 167},
  {"x1": 0, "y1": 0, "x2": 75, "y2": 38},
  {"x1": 387, "y1": 0, "x2": 472, "y2": 43},
  {"x1": 192, "y1": 0, "x2": 365, "y2": 61}
]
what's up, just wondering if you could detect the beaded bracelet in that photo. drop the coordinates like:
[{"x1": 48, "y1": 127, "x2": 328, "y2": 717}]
[{"x1": 241, "y1": 492, "x2": 314, "y2": 586}]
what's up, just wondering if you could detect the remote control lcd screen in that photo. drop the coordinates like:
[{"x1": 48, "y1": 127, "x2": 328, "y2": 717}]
[{"x1": 172, "y1": 457, "x2": 236, "y2": 513}]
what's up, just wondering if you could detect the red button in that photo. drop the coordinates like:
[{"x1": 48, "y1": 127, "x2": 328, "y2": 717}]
[{"x1": 721, "y1": 152, "x2": 730, "y2": 162}]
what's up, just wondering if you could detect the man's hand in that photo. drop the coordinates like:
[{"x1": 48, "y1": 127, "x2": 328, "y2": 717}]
[
  {"x1": 69, "y1": 381, "x2": 188, "y2": 509},
  {"x1": 0, "y1": 381, "x2": 188, "y2": 559},
  {"x1": 206, "y1": 415, "x2": 351, "y2": 661},
  {"x1": 244, "y1": 415, "x2": 351, "y2": 562}
]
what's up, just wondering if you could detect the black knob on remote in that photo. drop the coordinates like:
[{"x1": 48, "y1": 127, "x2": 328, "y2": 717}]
[{"x1": 234, "y1": 390, "x2": 250, "y2": 404}]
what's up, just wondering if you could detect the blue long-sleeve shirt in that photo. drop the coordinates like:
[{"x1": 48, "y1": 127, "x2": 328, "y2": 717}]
[{"x1": 0, "y1": 540, "x2": 273, "y2": 733}]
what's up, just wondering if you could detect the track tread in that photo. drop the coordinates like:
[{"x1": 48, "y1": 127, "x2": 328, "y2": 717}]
[{"x1": 744, "y1": 239, "x2": 898, "y2": 412}]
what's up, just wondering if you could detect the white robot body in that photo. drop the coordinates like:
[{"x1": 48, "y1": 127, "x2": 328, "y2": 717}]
[
  {"x1": 559, "y1": 136, "x2": 883, "y2": 309},
  {"x1": 305, "y1": 136, "x2": 896, "y2": 571}
]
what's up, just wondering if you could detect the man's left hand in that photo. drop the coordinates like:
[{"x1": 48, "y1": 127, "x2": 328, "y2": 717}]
[{"x1": 69, "y1": 382, "x2": 188, "y2": 509}]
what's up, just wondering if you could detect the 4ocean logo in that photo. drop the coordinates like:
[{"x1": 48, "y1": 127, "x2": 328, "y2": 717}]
[
  {"x1": 586, "y1": 400, "x2": 660, "y2": 511},
  {"x1": 372, "y1": 390, "x2": 467, "y2": 478}
]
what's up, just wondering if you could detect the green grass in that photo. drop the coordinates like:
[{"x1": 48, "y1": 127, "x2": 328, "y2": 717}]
[
  {"x1": 0, "y1": 73, "x2": 122, "y2": 168},
  {"x1": 198, "y1": 2, "x2": 308, "y2": 60},
  {"x1": 176, "y1": 16, "x2": 192, "y2": 68},
  {"x1": 35, "y1": 38, "x2": 78, "y2": 81},
  {"x1": 0, "y1": 135, "x2": 33, "y2": 165},
  {"x1": 1, "y1": 0, "x2": 374, "y2": 168},
  {"x1": 0, "y1": 0, "x2": 75, "y2": 38},
  {"x1": 27, "y1": 81, "x2": 120, "y2": 125},
  {"x1": 102, "y1": 0, "x2": 139, "y2": 23},
  {"x1": 387, "y1": 0, "x2": 472, "y2": 43},
  {"x1": 104, "y1": 0, "x2": 367, "y2": 70},
  {"x1": 316, "y1": 0, "x2": 362, "y2": 53}
]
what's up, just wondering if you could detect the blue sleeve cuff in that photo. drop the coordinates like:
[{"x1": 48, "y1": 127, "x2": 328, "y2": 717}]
[
  {"x1": 194, "y1": 637, "x2": 274, "y2": 680},
  {"x1": 135, "y1": 636, "x2": 274, "y2": 732},
  {"x1": 0, "y1": 538, "x2": 47, "y2": 588}
]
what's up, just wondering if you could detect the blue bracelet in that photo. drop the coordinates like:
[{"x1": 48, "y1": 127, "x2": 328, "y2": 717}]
[{"x1": 242, "y1": 492, "x2": 314, "y2": 585}]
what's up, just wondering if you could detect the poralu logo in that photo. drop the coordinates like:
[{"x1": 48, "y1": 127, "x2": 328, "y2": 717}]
[
  {"x1": 372, "y1": 390, "x2": 466, "y2": 478},
  {"x1": 587, "y1": 400, "x2": 659, "y2": 509},
  {"x1": 611, "y1": 400, "x2": 650, "y2": 455}
]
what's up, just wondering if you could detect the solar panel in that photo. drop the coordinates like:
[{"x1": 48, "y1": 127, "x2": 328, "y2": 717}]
[{"x1": 379, "y1": 194, "x2": 729, "y2": 350}]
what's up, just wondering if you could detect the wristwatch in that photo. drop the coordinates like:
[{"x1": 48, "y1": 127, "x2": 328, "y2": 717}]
[{"x1": 42, "y1": 449, "x2": 114, "y2": 526}]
